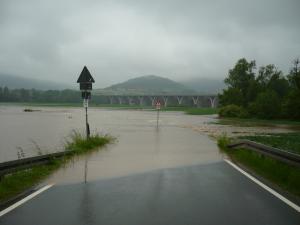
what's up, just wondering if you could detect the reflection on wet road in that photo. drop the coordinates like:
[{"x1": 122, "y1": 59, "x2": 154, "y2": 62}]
[{"x1": 1, "y1": 162, "x2": 299, "y2": 225}]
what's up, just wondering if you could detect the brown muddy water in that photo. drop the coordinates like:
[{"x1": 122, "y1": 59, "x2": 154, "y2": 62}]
[{"x1": 0, "y1": 105, "x2": 294, "y2": 184}]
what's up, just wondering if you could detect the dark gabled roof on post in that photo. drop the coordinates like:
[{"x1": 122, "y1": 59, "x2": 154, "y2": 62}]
[{"x1": 77, "y1": 66, "x2": 95, "y2": 83}]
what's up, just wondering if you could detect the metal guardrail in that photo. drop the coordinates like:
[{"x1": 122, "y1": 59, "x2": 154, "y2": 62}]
[
  {"x1": 227, "y1": 140, "x2": 300, "y2": 167},
  {"x1": 0, "y1": 151, "x2": 72, "y2": 178}
]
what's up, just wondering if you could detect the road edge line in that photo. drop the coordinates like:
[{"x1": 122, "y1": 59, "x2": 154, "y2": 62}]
[
  {"x1": 224, "y1": 159, "x2": 300, "y2": 213},
  {"x1": 0, "y1": 184, "x2": 54, "y2": 217}
]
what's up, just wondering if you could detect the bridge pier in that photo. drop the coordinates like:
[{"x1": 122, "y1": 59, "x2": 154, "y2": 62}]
[
  {"x1": 117, "y1": 96, "x2": 123, "y2": 105},
  {"x1": 149, "y1": 96, "x2": 157, "y2": 106},
  {"x1": 176, "y1": 96, "x2": 183, "y2": 105},
  {"x1": 127, "y1": 96, "x2": 134, "y2": 105},
  {"x1": 138, "y1": 96, "x2": 144, "y2": 106},
  {"x1": 163, "y1": 96, "x2": 169, "y2": 107},
  {"x1": 109, "y1": 96, "x2": 114, "y2": 105},
  {"x1": 208, "y1": 96, "x2": 217, "y2": 108},
  {"x1": 192, "y1": 96, "x2": 199, "y2": 107}
]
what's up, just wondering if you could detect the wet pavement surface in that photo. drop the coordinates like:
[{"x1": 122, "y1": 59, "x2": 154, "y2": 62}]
[{"x1": 1, "y1": 162, "x2": 299, "y2": 225}]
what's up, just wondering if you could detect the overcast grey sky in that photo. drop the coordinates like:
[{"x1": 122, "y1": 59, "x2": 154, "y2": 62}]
[{"x1": 0, "y1": 0, "x2": 299, "y2": 88}]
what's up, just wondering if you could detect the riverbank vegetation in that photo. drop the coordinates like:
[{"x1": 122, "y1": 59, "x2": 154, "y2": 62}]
[
  {"x1": 218, "y1": 58, "x2": 300, "y2": 120},
  {"x1": 218, "y1": 135, "x2": 300, "y2": 198},
  {"x1": 0, "y1": 132, "x2": 113, "y2": 203}
]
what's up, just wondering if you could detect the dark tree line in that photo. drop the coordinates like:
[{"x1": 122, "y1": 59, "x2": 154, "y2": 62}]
[
  {"x1": 0, "y1": 88, "x2": 82, "y2": 103},
  {"x1": 0, "y1": 87, "x2": 109, "y2": 104},
  {"x1": 219, "y1": 58, "x2": 300, "y2": 119}
]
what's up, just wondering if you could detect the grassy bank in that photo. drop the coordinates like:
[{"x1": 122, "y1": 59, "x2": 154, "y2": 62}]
[
  {"x1": 184, "y1": 107, "x2": 218, "y2": 115},
  {"x1": 218, "y1": 135, "x2": 300, "y2": 197},
  {"x1": 240, "y1": 132, "x2": 300, "y2": 155},
  {"x1": 0, "y1": 132, "x2": 113, "y2": 203}
]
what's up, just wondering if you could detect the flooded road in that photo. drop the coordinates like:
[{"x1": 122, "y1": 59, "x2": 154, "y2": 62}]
[{"x1": 47, "y1": 125, "x2": 222, "y2": 184}]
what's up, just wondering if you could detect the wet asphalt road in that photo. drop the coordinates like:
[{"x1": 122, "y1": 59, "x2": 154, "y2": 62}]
[{"x1": 1, "y1": 161, "x2": 299, "y2": 225}]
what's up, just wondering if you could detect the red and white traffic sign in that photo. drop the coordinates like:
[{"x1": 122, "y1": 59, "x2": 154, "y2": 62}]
[{"x1": 155, "y1": 101, "x2": 161, "y2": 110}]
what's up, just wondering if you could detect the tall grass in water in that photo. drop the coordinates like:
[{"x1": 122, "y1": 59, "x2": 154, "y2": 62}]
[
  {"x1": 65, "y1": 131, "x2": 113, "y2": 155},
  {"x1": 0, "y1": 131, "x2": 113, "y2": 203}
]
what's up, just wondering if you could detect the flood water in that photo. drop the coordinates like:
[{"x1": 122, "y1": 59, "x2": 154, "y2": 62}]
[
  {"x1": 0, "y1": 105, "x2": 223, "y2": 184},
  {"x1": 1, "y1": 105, "x2": 293, "y2": 184}
]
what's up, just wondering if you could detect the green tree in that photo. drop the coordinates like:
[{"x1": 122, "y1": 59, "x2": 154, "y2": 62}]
[
  {"x1": 284, "y1": 58, "x2": 300, "y2": 119},
  {"x1": 250, "y1": 90, "x2": 281, "y2": 119},
  {"x1": 268, "y1": 73, "x2": 289, "y2": 98},
  {"x1": 283, "y1": 90, "x2": 300, "y2": 119},
  {"x1": 224, "y1": 58, "x2": 256, "y2": 106},
  {"x1": 256, "y1": 64, "x2": 289, "y2": 98},
  {"x1": 219, "y1": 59, "x2": 293, "y2": 119},
  {"x1": 288, "y1": 58, "x2": 300, "y2": 89},
  {"x1": 0, "y1": 87, "x2": 3, "y2": 101},
  {"x1": 20, "y1": 88, "x2": 30, "y2": 102},
  {"x1": 3, "y1": 86, "x2": 10, "y2": 101},
  {"x1": 218, "y1": 88, "x2": 243, "y2": 106},
  {"x1": 256, "y1": 64, "x2": 276, "y2": 88}
]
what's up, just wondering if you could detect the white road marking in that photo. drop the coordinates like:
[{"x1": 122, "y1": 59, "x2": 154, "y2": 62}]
[
  {"x1": 224, "y1": 159, "x2": 300, "y2": 213},
  {"x1": 0, "y1": 184, "x2": 54, "y2": 217}
]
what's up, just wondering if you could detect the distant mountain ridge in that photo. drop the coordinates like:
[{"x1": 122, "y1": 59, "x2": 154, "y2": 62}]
[
  {"x1": 0, "y1": 74, "x2": 71, "y2": 90},
  {"x1": 0, "y1": 73, "x2": 224, "y2": 94},
  {"x1": 95, "y1": 75, "x2": 196, "y2": 95}
]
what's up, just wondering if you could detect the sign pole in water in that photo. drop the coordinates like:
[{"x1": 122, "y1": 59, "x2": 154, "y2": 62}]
[
  {"x1": 77, "y1": 66, "x2": 95, "y2": 183},
  {"x1": 77, "y1": 66, "x2": 95, "y2": 139},
  {"x1": 155, "y1": 100, "x2": 161, "y2": 128}
]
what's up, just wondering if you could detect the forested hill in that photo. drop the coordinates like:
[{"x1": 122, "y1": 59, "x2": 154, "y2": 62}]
[{"x1": 95, "y1": 75, "x2": 196, "y2": 95}]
